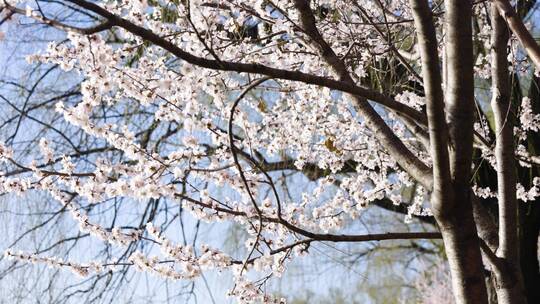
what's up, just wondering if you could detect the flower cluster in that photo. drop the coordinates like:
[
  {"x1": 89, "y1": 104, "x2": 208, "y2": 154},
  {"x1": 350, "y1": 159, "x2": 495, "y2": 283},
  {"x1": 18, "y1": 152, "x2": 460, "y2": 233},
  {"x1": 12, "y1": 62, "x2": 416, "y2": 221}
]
[
  {"x1": 519, "y1": 97, "x2": 540, "y2": 132},
  {"x1": 4, "y1": 250, "x2": 112, "y2": 277}
]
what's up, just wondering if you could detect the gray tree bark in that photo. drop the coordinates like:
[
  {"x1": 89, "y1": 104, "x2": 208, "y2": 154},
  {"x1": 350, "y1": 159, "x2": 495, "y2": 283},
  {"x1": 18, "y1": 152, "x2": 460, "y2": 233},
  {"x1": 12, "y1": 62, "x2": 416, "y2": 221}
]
[
  {"x1": 438, "y1": 0, "x2": 489, "y2": 303},
  {"x1": 490, "y1": 4, "x2": 527, "y2": 303}
]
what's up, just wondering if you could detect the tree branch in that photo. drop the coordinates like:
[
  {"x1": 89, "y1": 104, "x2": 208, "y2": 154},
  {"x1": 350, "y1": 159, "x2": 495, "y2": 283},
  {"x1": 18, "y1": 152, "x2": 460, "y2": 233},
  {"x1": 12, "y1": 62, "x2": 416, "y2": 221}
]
[
  {"x1": 60, "y1": 1, "x2": 427, "y2": 125},
  {"x1": 409, "y1": 0, "x2": 453, "y2": 215},
  {"x1": 490, "y1": 5, "x2": 526, "y2": 302},
  {"x1": 292, "y1": 0, "x2": 433, "y2": 189},
  {"x1": 493, "y1": 0, "x2": 540, "y2": 70}
]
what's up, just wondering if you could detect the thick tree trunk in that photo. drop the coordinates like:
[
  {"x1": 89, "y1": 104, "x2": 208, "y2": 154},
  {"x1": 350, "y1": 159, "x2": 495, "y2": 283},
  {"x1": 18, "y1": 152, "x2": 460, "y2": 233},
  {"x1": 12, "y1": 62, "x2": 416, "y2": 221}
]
[
  {"x1": 440, "y1": 1, "x2": 489, "y2": 303},
  {"x1": 409, "y1": 0, "x2": 489, "y2": 302},
  {"x1": 490, "y1": 4, "x2": 527, "y2": 303},
  {"x1": 436, "y1": 192, "x2": 489, "y2": 304}
]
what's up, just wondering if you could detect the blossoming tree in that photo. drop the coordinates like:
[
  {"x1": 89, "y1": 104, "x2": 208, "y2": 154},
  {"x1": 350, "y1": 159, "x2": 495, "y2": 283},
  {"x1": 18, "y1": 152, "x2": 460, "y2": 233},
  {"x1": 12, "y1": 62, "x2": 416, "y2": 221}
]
[{"x1": 0, "y1": 0, "x2": 539, "y2": 303}]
